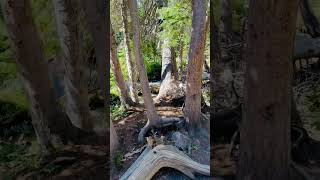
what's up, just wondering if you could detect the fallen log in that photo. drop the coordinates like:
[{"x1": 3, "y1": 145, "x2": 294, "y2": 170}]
[{"x1": 120, "y1": 145, "x2": 210, "y2": 180}]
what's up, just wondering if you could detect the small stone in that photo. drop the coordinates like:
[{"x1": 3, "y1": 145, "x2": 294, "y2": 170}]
[{"x1": 171, "y1": 132, "x2": 190, "y2": 151}]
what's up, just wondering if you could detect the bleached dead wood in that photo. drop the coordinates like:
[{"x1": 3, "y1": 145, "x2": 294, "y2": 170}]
[{"x1": 120, "y1": 145, "x2": 210, "y2": 180}]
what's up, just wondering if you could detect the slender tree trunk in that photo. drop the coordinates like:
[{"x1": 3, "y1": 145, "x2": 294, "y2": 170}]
[
  {"x1": 155, "y1": 39, "x2": 181, "y2": 103},
  {"x1": 220, "y1": 0, "x2": 232, "y2": 60},
  {"x1": 185, "y1": 0, "x2": 208, "y2": 136},
  {"x1": 110, "y1": 120, "x2": 119, "y2": 155},
  {"x1": 178, "y1": 35, "x2": 184, "y2": 79},
  {"x1": 128, "y1": 0, "x2": 161, "y2": 142},
  {"x1": 53, "y1": 0, "x2": 93, "y2": 130},
  {"x1": 238, "y1": 0, "x2": 300, "y2": 179},
  {"x1": 110, "y1": 27, "x2": 135, "y2": 108},
  {"x1": 2, "y1": 0, "x2": 106, "y2": 153},
  {"x1": 121, "y1": 0, "x2": 139, "y2": 103},
  {"x1": 300, "y1": 0, "x2": 320, "y2": 38}
]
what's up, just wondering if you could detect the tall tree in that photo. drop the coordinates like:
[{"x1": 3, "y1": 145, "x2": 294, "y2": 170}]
[
  {"x1": 120, "y1": 0, "x2": 139, "y2": 103},
  {"x1": 128, "y1": 0, "x2": 161, "y2": 142},
  {"x1": 1, "y1": 0, "x2": 54, "y2": 154},
  {"x1": 238, "y1": 0, "x2": 300, "y2": 179},
  {"x1": 110, "y1": 27, "x2": 135, "y2": 108},
  {"x1": 1, "y1": 0, "x2": 105, "y2": 153},
  {"x1": 184, "y1": 0, "x2": 209, "y2": 136},
  {"x1": 53, "y1": 0, "x2": 93, "y2": 130}
]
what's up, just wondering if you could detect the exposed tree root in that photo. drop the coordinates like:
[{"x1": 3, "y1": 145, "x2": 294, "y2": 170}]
[{"x1": 138, "y1": 117, "x2": 183, "y2": 143}]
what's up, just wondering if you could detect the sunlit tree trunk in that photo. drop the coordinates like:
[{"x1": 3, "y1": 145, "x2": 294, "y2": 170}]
[
  {"x1": 121, "y1": 0, "x2": 139, "y2": 103},
  {"x1": 238, "y1": 0, "x2": 300, "y2": 179},
  {"x1": 185, "y1": 0, "x2": 208, "y2": 136},
  {"x1": 128, "y1": 0, "x2": 161, "y2": 142},
  {"x1": 53, "y1": 0, "x2": 93, "y2": 130},
  {"x1": 110, "y1": 27, "x2": 135, "y2": 108},
  {"x1": 155, "y1": 39, "x2": 181, "y2": 103},
  {"x1": 110, "y1": 120, "x2": 118, "y2": 155}
]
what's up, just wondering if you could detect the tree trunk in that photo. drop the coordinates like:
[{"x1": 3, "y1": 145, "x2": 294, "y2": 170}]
[
  {"x1": 128, "y1": 0, "x2": 161, "y2": 142},
  {"x1": 220, "y1": 0, "x2": 232, "y2": 60},
  {"x1": 110, "y1": 120, "x2": 118, "y2": 155},
  {"x1": 184, "y1": 0, "x2": 208, "y2": 136},
  {"x1": 300, "y1": 0, "x2": 320, "y2": 38},
  {"x1": 238, "y1": 0, "x2": 300, "y2": 179},
  {"x1": 121, "y1": 0, "x2": 139, "y2": 103},
  {"x1": 81, "y1": 0, "x2": 108, "y2": 103},
  {"x1": 53, "y1": 0, "x2": 93, "y2": 130},
  {"x1": 178, "y1": 35, "x2": 184, "y2": 80},
  {"x1": 110, "y1": 27, "x2": 135, "y2": 108},
  {"x1": 2, "y1": 0, "x2": 106, "y2": 153},
  {"x1": 155, "y1": 39, "x2": 182, "y2": 104},
  {"x1": 2, "y1": 0, "x2": 54, "y2": 154}
]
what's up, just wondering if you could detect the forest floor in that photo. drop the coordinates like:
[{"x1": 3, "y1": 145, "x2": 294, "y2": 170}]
[
  {"x1": 111, "y1": 107, "x2": 210, "y2": 180},
  {"x1": 0, "y1": 106, "x2": 108, "y2": 180}
]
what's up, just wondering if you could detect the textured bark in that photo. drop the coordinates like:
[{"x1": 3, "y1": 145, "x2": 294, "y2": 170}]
[
  {"x1": 155, "y1": 39, "x2": 182, "y2": 103},
  {"x1": 239, "y1": 0, "x2": 300, "y2": 179},
  {"x1": 81, "y1": 0, "x2": 108, "y2": 104},
  {"x1": 53, "y1": 0, "x2": 93, "y2": 130},
  {"x1": 178, "y1": 35, "x2": 184, "y2": 79},
  {"x1": 2, "y1": 0, "x2": 54, "y2": 153},
  {"x1": 220, "y1": 0, "x2": 232, "y2": 46},
  {"x1": 110, "y1": 28, "x2": 135, "y2": 108},
  {"x1": 121, "y1": 0, "x2": 139, "y2": 103},
  {"x1": 128, "y1": 0, "x2": 161, "y2": 142},
  {"x1": 300, "y1": 0, "x2": 320, "y2": 38},
  {"x1": 185, "y1": 0, "x2": 208, "y2": 136},
  {"x1": 2, "y1": 0, "x2": 106, "y2": 152}
]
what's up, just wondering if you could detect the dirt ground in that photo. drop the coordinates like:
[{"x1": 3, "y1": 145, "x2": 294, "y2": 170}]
[{"x1": 111, "y1": 107, "x2": 211, "y2": 180}]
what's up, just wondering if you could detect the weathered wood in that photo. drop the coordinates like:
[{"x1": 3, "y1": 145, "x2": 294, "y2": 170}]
[{"x1": 120, "y1": 145, "x2": 210, "y2": 180}]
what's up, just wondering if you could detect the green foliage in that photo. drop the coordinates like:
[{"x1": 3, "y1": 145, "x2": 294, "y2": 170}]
[
  {"x1": 158, "y1": 0, "x2": 192, "y2": 48},
  {"x1": 113, "y1": 151, "x2": 124, "y2": 170},
  {"x1": 111, "y1": 104, "x2": 128, "y2": 122},
  {"x1": 0, "y1": 142, "x2": 42, "y2": 177}
]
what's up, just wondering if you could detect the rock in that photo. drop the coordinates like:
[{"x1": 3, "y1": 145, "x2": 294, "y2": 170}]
[{"x1": 171, "y1": 132, "x2": 190, "y2": 151}]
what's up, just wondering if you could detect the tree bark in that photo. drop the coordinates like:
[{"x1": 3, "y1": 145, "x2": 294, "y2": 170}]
[
  {"x1": 155, "y1": 39, "x2": 182, "y2": 104},
  {"x1": 110, "y1": 120, "x2": 118, "y2": 155},
  {"x1": 238, "y1": 0, "x2": 300, "y2": 179},
  {"x1": 2, "y1": 0, "x2": 106, "y2": 153},
  {"x1": 110, "y1": 27, "x2": 135, "y2": 108},
  {"x1": 1, "y1": 0, "x2": 54, "y2": 154},
  {"x1": 128, "y1": 0, "x2": 161, "y2": 142},
  {"x1": 185, "y1": 0, "x2": 208, "y2": 137},
  {"x1": 53, "y1": 0, "x2": 93, "y2": 130},
  {"x1": 81, "y1": 0, "x2": 108, "y2": 104},
  {"x1": 121, "y1": 0, "x2": 139, "y2": 103},
  {"x1": 300, "y1": 0, "x2": 320, "y2": 38},
  {"x1": 220, "y1": 0, "x2": 232, "y2": 60}
]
